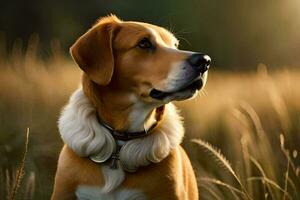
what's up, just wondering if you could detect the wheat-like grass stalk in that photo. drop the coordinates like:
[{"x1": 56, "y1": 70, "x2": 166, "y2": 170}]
[
  {"x1": 7, "y1": 128, "x2": 30, "y2": 200},
  {"x1": 283, "y1": 159, "x2": 290, "y2": 200},
  {"x1": 192, "y1": 139, "x2": 253, "y2": 200},
  {"x1": 239, "y1": 102, "x2": 276, "y2": 169},
  {"x1": 279, "y1": 133, "x2": 300, "y2": 200},
  {"x1": 250, "y1": 156, "x2": 276, "y2": 200},
  {"x1": 200, "y1": 183, "x2": 223, "y2": 200},
  {"x1": 200, "y1": 177, "x2": 243, "y2": 199},
  {"x1": 280, "y1": 134, "x2": 298, "y2": 178},
  {"x1": 240, "y1": 135, "x2": 254, "y2": 196},
  {"x1": 247, "y1": 177, "x2": 292, "y2": 200},
  {"x1": 287, "y1": 176, "x2": 297, "y2": 198}
]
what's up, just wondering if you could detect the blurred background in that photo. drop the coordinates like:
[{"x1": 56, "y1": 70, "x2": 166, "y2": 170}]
[
  {"x1": 1, "y1": 0, "x2": 300, "y2": 68},
  {"x1": 0, "y1": 0, "x2": 299, "y2": 199}
]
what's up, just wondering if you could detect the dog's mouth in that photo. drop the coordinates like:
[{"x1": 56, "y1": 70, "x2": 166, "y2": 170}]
[{"x1": 149, "y1": 78, "x2": 203, "y2": 100}]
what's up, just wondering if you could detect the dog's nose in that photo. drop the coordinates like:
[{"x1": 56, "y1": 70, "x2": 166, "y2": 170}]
[{"x1": 187, "y1": 53, "x2": 211, "y2": 73}]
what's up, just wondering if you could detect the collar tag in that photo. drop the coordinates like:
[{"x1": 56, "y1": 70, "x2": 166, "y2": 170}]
[
  {"x1": 109, "y1": 141, "x2": 122, "y2": 169},
  {"x1": 90, "y1": 106, "x2": 165, "y2": 167}
]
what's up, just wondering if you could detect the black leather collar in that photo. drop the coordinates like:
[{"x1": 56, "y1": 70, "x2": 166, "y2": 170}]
[
  {"x1": 96, "y1": 106, "x2": 165, "y2": 141},
  {"x1": 91, "y1": 106, "x2": 165, "y2": 169},
  {"x1": 97, "y1": 115, "x2": 158, "y2": 141}
]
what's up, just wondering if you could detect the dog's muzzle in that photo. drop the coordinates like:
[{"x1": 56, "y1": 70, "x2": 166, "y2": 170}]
[
  {"x1": 186, "y1": 53, "x2": 211, "y2": 74},
  {"x1": 150, "y1": 53, "x2": 211, "y2": 100}
]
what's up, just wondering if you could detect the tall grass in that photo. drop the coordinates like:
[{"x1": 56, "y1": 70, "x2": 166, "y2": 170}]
[
  {"x1": 0, "y1": 38, "x2": 299, "y2": 199},
  {"x1": 178, "y1": 65, "x2": 300, "y2": 199},
  {"x1": 0, "y1": 37, "x2": 80, "y2": 199},
  {"x1": 7, "y1": 128, "x2": 30, "y2": 200}
]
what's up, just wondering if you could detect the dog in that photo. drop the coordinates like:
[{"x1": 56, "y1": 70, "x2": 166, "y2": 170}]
[{"x1": 51, "y1": 15, "x2": 211, "y2": 200}]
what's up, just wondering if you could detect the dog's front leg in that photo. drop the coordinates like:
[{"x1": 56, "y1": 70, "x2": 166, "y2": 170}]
[{"x1": 51, "y1": 173, "x2": 77, "y2": 200}]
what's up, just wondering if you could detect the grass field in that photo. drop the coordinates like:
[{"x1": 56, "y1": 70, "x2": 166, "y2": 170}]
[{"x1": 0, "y1": 47, "x2": 299, "y2": 199}]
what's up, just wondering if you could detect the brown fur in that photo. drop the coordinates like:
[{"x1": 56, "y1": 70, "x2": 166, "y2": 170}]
[
  {"x1": 52, "y1": 145, "x2": 198, "y2": 200},
  {"x1": 52, "y1": 15, "x2": 198, "y2": 199}
]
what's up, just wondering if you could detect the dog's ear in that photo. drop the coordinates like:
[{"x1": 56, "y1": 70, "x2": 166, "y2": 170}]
[{"x1": 70, "y1": 17, "x2": 120, "y2": 85}]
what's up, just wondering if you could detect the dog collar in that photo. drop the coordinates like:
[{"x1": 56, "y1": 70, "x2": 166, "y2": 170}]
[
  {"x1": 91, "y1": 106, "x2": 165, "y2": 169},
  {"x1": 96, "y1": 106, "x2": 165, "y2": 141}
]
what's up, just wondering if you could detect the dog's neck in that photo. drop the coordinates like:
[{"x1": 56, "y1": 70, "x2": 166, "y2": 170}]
[
  {"x1": 82, "y1": 76, "x2": 158, "y2": 133},
  {"x1": 59, "y1": 86, "x2": 184, "y2": 164},
  {"x1": 59, "y1": 87, "x2": 184, "y2": 191}
]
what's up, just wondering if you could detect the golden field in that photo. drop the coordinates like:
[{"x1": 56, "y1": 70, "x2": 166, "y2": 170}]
[{"x1": 0, "y1": 48, "x2": 299, "y2": 199}]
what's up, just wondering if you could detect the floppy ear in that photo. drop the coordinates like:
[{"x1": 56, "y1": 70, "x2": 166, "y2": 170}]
[{"x1": 70, "y1": 22, "x2": 118, "y2": 85}]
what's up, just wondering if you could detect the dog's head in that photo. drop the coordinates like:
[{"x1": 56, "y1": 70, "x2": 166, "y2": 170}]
[{"x1": 71, "y1": 15, "x2": 211, "y2": 104}]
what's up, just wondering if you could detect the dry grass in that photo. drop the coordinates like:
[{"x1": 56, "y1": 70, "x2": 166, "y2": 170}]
[
  {"x1": 7, "y1": 128, "x2": 29, "y2": 200},
  {"x1": 0, "y1": 42, "x2": 299, "y2": 199},
  {"x1": 178, "y1": 66, "x2": 300, "y2": 199}
]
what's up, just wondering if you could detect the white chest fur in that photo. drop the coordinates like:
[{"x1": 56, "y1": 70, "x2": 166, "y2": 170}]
[
  {"x1": 58, "y1": 89, "x2": 184, "y2": 195},
  {"x1": 76, "y1": 186, "x2": 146, "y2": 200}
]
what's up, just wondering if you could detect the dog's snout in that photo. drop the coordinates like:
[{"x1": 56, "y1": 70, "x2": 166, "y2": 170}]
[{"x1": 187, "y1": 53, "x2": 211, "y2": 73}]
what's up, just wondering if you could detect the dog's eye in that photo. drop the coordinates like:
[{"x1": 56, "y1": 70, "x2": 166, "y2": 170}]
[{"x1": 137, "y1": 38, "x2": 153, "y2": 49}]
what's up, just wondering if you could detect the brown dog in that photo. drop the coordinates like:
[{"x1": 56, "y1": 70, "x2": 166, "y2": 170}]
[{"x1": 52, "y1": 15, "x2": 210, "y2": 200}]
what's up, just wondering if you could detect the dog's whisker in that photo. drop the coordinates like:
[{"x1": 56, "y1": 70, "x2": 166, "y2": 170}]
[
  {"x1": 198, "y1": 89, "x2": 207, "y2": 98},
  {"x1": 202, "y1": 89, "x2": 208, "y2": 96},
  {"x1": 200, "y1": 90, "x2": 204, "y2": 97},
  {"x1": 167, "y1": 22, "x2": 176, "y2": 34},
  {"x1": 177, "y1": 36, "x2": 192, "y2": 47},
  {"x1": 173, "y1": 28, "x2": 192, "y2": 35},
  {"x1": 198, "y1": 91, "x2": 202, "y2": 98}
]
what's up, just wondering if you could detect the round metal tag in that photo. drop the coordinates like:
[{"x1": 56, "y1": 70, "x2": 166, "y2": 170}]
[{"x1": 89, "y1": 153, "x2": 111, "y2": 163}]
